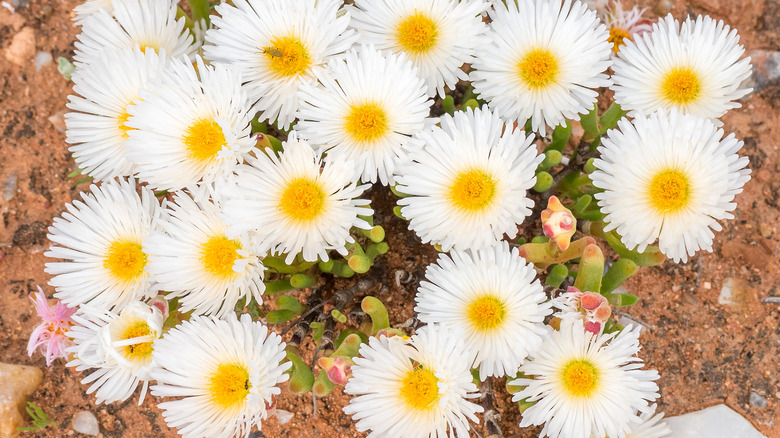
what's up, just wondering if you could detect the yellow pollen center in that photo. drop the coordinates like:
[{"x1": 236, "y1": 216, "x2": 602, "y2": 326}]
[
  {"x1": 467, "y1": 295, "x2": 506, "y2": 331},
  {"x1": 263, "y1": 36, "x2": 311, "y2": 78},
  {"x1": 120, "y1": 320, "x2": 154, "y2": 361},
  {"x1": 104, "y1": 240, "x2": 147, "y2": 282},
  {"x1": 396, "y1": 11, "x2": 438, "y2": 54},
  {"x1": 279, "y1": 178, "x2": 326, "y2": 222},
  {"x1": 116, "y1": 103, "x2": 136, "y2": 139},
  {"x1": 561, "y1": 359, "x2": 599, "y2": 398},
  {"x1": 648, "y1": 169, "x2": 690, "y2": 213},
  {"x1": 518, "y1": 48, "x2": 559, "y2": 89},
  {"x1": 400, "y1": 366, "x2": 440, "y2": 411},
  {"x1": 345, "y1": 102, "x2": 389, "y2": 144},
  {"x1": 448, "y1": 169, "x2": 497, "y2": 212},
  {"x1": 200, "y1": 236, "x2": 241, "y2": 279},
  {"x1": 183, "y1": 118, "x2": 226, "y2": 162},
  {"x1": 661, "y1": 67, "x2": 701, "y2": 104},
  {"x1": 208, "y1": 363, "x2": 251, "y2": 409},
  {"x1": 608, "y1": 27, "x2": 631, "y2": 53}
]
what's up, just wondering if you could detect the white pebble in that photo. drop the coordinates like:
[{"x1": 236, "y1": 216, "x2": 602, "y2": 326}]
[
  {"x1": 35, "y1": 51, "x2": 52, "y2": 71},
  {"x1": 72, "y1": 411, "x2": 99, "y2": 436}
]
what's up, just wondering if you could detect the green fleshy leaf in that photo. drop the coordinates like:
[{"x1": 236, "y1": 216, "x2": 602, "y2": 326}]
[
  {"x1": 312, "y1": 370, "x2": 335, "y2": 397},
  {"x1": 598, "y1": 102, "x2": 627, "y2": 134},
  {"x1": 606, "y1": 292, "x2": 639, "y2": 307},
  {"x1": 285, "y1": 351, "x2": 314, "y2": 394},
  {"x1": 276, "y1": 295, "x2": 304, "y2": 315},
  {"x1": 573, "y1": 244, "x2": 604, "y2": 293},
  {"x1": 361, "y1": 296, "x2": 389, "y2": 335},
  {"x1": 266, "y1": 309, "x2": 296, "y2": 324},
  {"x1": 442, "y1": 95, "x2": 455, "y2": 116},
  {"x1": 549, "y1": 121, "x2": 572, "y2": 152},
  {"x1": 601, "y1": 258, "x2": 638, "y2": 294},
  {"x1": 580, "y1": 103, "x2": 599, "y2": 138}
]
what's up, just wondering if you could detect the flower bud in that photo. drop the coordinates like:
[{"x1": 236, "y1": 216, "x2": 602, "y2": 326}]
[
  {"x1": 541, "y1": 196, "x2": 576, "y2": 251},
  {"x1": 318, "y1": 356, "x2": 353, "y2": 385}
]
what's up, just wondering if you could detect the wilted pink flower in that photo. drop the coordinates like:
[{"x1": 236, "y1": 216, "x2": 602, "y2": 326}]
[
  {"x1": 541, "y1": 196, "x2": 576, "y2": 251},
  {"x1": 27, "y1": 286, "x2": 76, "y2": 366},
  {"x1": 318, "y1": 355, "x2": 354, "y2": 385},
  {"x1": 552, "y1": 286, "x2": 612, "y2": 335}
]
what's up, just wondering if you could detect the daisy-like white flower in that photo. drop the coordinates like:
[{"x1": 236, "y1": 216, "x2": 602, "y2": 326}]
[
  {"x1": 204, "y1": 0, "x2": 357, "y2": 129},
  {"x1": 74, "y1": 0, "x2": 196, "y2": 65},
  {"x1": 469, "y1": 0, "x2": 612, "y2": 135},
  {"x1": 509, "y1": 320, "x2": 660, "y2": 438},
  {"x1": 151, "y1": 315, "x2": 290, "y2": 438},
  {"x1": 73, "y1": 0, "x2": 112, "y2": 25},
  {"x1": 27, "y1": 287, "x2": 76, "y2": 366},
  {"x1": 145, "y1": 192, "x2": 265, "y2": 318},
  {"x1": 611, "y1": 14, "x2": 752, "y2": 120},
  {"x1": 124, "y1": 57, "x2": 255, "y2": 191},
  {"x1": 45, "y1": 178, "x2": 162, "y2": 310},
  {"x1": 296, "y1": 45, "x2": 434, "y2": 186},
  {"x1": 414, "y1": 242, "x2": 551, "y2": 380},
  {"x1": 347, "y1": 0, "x2": 489, "y2": 97},
  {"x1": 395, "y1": 106, "x2": 542, "y2": 251},
  {"x1": 220, "y1": 133, "x2": 372, "y2": 264},
  {"x1": 344, "y1": 325, "x2": 483, "y2": 437},
  {"x1": 66, "y1": 301, "x2": 163, "y2": 404},
  {"x1": 590, "y1": 110, "x2": 751, "y2": 263},
  {"x1": 66, "y1": 46, "x2": 167, "y2": 181},
  {"x1": 603, "y1": 0, "x2": 652, "y2": 54}
]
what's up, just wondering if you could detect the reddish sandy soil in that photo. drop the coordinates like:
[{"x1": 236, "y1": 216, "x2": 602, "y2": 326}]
[{"x1": 0, "y1": 0, "x2": 777, "y2": 437}]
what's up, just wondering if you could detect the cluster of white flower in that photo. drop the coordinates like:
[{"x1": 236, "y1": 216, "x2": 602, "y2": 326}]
[{"x1": 38, "y1": 0, "x2": 754, "y2": 436}]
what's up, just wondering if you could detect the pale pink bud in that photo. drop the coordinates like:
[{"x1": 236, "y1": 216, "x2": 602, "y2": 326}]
[
  {"x1": 318, "y1": 356, "x2": 353, "y2": 385},
  {"x1": 149, "y1": 294, "x2": 169, "y2": 319},
  {"x1": 541, "y1": 196, "x2": 577, "y2": 251}
]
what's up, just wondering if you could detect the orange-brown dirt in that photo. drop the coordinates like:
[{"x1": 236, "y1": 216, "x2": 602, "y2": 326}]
[{"x1": 0, "y1": 0, "x2": 777, "y2": 437}]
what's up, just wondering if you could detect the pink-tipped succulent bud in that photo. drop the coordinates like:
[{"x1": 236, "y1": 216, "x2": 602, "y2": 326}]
[
  {"x1": 552, "y1": 287, "x2": 612, "y2": 335},
  {"x1": 318, "y1": 356, "x2": 353, "y2": 385},
  {"x1": 580, "y1": 292, "x2": 606, "y2": 311},
  {"x1": 375, "y1": 328, "x2": 406, "y2": 339},
  {"x1": 541, "y1": 196, "x2": 576, "y2": 251},
  {"x1": 149, "y1": 294, "x2": 169, "y2": 319}
]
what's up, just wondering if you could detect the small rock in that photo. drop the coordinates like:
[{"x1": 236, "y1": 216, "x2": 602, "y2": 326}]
[
  {"x1": 652, "y1": 0, "x2": 673, "y2": 16},
  {"x1": 4, "y1": 26, "x2": 35, "y2": 66},
  {"x1": 741, "y1": 50, "x2": 780, "y2": 98},
  {"x1": 758, "y1": 223, "x2": 773, "y2": 239},
  {"x1": 48, "y1": 110, "x2": 67, "y2": 132},
  {"x1": 12, "y1": 221, "x2": 48, "y2": 247},
  {"x1": 34, "y1": 51, "x2": 52, "y2": 71},
  {"x1": 703, "y1": 281, "x2": 711, "y2": 290},
  {"x1": 749, "y1": 391, "x2": 768, "y2": 408},
  {"x1": 72, "y1": 411, "x2": 99, "y2": 436},
  {"x1": 0, "y1": 362, "x2": 43, "y2": 437},
  {"x1": 718, "y1": 278, "x2": 760, "y2": 315},
  {"x1": 665, "y1": 404, "x2": 766, "y2": 438},
  {"x1": 3, "y1": 173, "x2": 17, "y2": 202}
]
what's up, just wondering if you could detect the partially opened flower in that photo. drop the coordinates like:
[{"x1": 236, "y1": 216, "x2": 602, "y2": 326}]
[
  {"x1": 395, "y1": 106, "x2": 541, "y2": 251},
  {"x1": 347, "y1": 0, "x2": 489, "y2": 97},
  {"x1": 611, "y1": 14, "x2": 752, "y2": 120},
  {"x1": 344, "y1": 325, "x2": 483, "y2": 437},
  {"x1": 415, "y1": 242, "x2": 551, "y2": 380},
  {"x1": 603, "y1": 0, "x2": 652, "y2": 54},
  {"x1": 590, "y1": 110, "x2": 751, "y2": 262},
  {"x1": 27, "y1": 287, "x2": 76, "y2": 366},
  {"x1": 510, "y1": 320, "x2": 660, "y2": 438},
  {"x1": 470, "y1": 0, "x2": 612, "y2": 134},
  {"x1": 151, "y1": 315, "x2": 290, "y2": 438},
  {"x1": 66, "y1": 301, "x2": 163, "y2": 404}
]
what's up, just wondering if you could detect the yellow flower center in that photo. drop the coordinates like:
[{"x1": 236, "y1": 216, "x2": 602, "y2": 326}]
[
  {"x1": 279, "y1": 177, "x2": 326, "y2": 222},
  {"x1": 116, "y1": 103, "x2": 136, "y2": 139},
  {"x1": 345, "y1": 102, "x2": 389, "y2": 144},
  {"x1": 396, "y1": 11, "x2": 438, "y2": 55},
  {"x1": 447, "y1": 169, "x2": 496, "y2": 212},
  {"x1": 119, "y1": 320, "x2": 154, "y2": 362},
  {"x1": 200, "y1": 236, "x2": 241, "y2": 279},
  {"x1": 467, "y1": 295, "x2": 506, "y2": 331},
  {"x1": 400, "y1": 366, "x2": 440, "y2": 411},
  {"x1": 208, "y1": 363, "x2": 251, "y2": 409},
  {"x1": 518, "y1": 48, "x2": 559, "y2": 89},
  {"x1": 661, "y1": 67, "x2": 701, "y2": 104},
  {"x1": 608, "y1": 27, "x2": 631, "y2": 53},
  {"x1": 263, "y1": 36, "x2": 311, "y2": 78},
  {"x1": 648, "y1": 169, "x2": 690, "y2": 213},
  {"x1": 104, "y1": 240, "x2": 147, "y2": 282},
  {"x1": 183, "y1": 118, "x2": 226, "y2": 162},
  {"x1": 561, "y1": 359, "x2": 599, "y2": 398}
]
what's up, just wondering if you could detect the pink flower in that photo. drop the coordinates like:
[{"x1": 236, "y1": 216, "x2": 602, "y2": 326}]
[
  {"x1": 27, "y1": 287, "x2": 76, "y2": 366},
  {"x1": 317, "y1": 356, "x2": 354, "y2": 385},
  {"x1": 552, "y1": 286, "x2": 612, "y2": 335},
  {"x1": 541, "y1": 196, "x2": 576, "y2": 251}
]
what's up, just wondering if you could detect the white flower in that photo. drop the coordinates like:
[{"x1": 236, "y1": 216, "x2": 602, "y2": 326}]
[
  {"x1": 65, "y1": 46, "x2": 167, "y2": 181},
  {"x1": 619, "y1": 404, "x2": 672, "y2": 438},
  {"x1": 73, "y1": 0, "x2": 112, "y2": 25},
  {"x1": 295, "y1": 46, "x2": 437, "y2": 185},
  {"x1": 45, "y1": 178, "x2": 162, "y2": 311},
  {"x1": 204, "y1": 0, "x2": 357, "y2": 129},
  {"x1": 74, "y1": 0, "x2": 196, "y2": 66},
  {"x1": 415, "y1": 242, "x2": 551, "y2": 380},
  {"x1": 145, "y1": 192, "x2": 265, "y2": 318},
  {"x1": 66, "y1": 301, "x2": 163, "y2": 404},
  {"x1": 590, "y1": 110, "x2": 751, "y2": 263},
  {"x1": 469, "y1": 0, "x2": 612, "y2": 135},
  {"x1": 124, "y1": 57, "x2": 255, "y2": 192},
  {"x1": 297, "y1": 45, "x2": 434, "y2": 186},
  {"x1": 611, "y1": 14, "x2": 752, "y2": 120},
  {"x1": 395, "y1": 106, "x2": 542, "y2": 251},
  {"x1": 344, "y1": 325, "x2": 483, "y2": 437},
  {"x1": 220, "y1": 133, "x2": 372, "y2": 264},
  {"x1": 151, "y1": 315, "x2": 290, "y2": 438},
  {"x1": 510, "y1": 320, "x2": 660, "y2": 438},
  {"x1": 347, "y1": 0, "x2": 489, "y2": 97}
]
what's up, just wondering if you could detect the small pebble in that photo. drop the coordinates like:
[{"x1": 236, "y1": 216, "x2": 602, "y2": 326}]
[
  {"x1": 4, "y1": 26, "x2": 35, "y2": 66},
  {"x1": 3, "y1": 174, "x2": 18, "y2": 202},
  {"x1": 48, "y1": 110, "x2": 67, "y2": 132},
  {"x1": 72, "y1": 410, "x2": 100, "y2": 436},
  {"x1": 749, "y1": 391, "x2": 768, "y2": 409},
  {"x1": 703, "y1": 281, "x2": 711, "y2": 290},
  {"x1": 34, "y1": 51, "x2": 52, "y2": 71}
]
